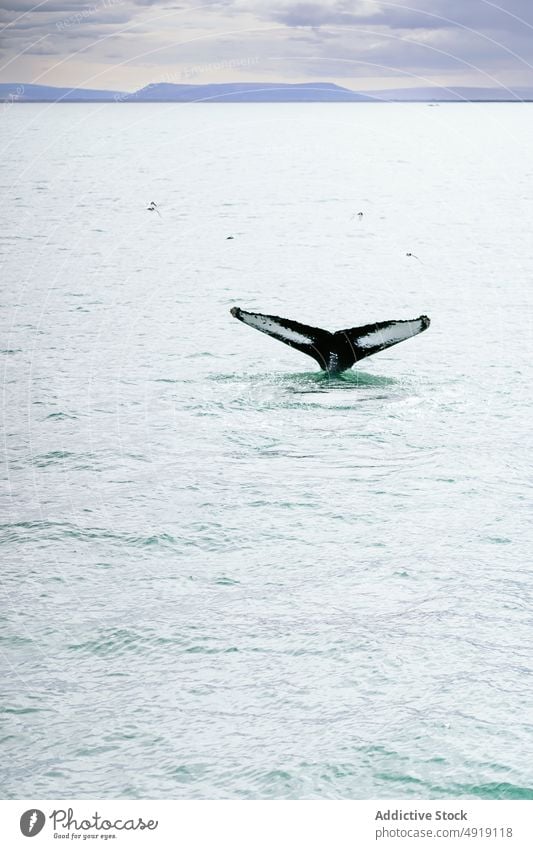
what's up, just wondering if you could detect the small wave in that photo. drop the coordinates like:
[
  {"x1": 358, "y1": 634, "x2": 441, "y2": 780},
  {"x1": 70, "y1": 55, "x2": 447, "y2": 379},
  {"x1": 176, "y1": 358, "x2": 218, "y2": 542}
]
[
  {"x1": 453, "y1": 782, "x2": 533, "y2": 800},
  {"x1": 33, "y1": 451, "x2": 74, "y2": 467},
  {"x1": 0, "y1": 521, "x2": 179, "y2": 550},
  {"x1": 0, "y1": 706, "x2": 46, "y2": 715},
  {"x1": 67, "y1": 627, "x2": 241, "y2": 658},
  {"x1": 67, "y1": 628, "x2": 156, "y2": 657},
  {"x1": 45, "y1": 412, "x2": 78, "y2": 420},
  {"x1": 184, "y1": 351, "x2": 219, "y2": 359}
]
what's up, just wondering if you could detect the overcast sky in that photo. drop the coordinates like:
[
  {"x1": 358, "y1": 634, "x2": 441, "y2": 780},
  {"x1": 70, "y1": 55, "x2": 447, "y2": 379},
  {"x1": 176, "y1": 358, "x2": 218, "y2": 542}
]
[{"x1": 2, "y1": 0, "x2": 533, "y2": 92}]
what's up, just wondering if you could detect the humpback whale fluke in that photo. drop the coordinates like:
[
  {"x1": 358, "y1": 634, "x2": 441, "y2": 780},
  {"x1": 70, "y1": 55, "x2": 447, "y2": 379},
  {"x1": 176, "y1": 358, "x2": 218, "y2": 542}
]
[{"x1": 230, "y1": 307, "x2": 430, "y2": 373}]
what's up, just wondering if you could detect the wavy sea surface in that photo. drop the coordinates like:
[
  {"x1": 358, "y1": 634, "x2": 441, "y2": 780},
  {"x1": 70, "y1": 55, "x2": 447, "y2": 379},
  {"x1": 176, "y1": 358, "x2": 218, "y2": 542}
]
[{"x1": 0, "y1": 103, "x2": 532, "y2": 799}]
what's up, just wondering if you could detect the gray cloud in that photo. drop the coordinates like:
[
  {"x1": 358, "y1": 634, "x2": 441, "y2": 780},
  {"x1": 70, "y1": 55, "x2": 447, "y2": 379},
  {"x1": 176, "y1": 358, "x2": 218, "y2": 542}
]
[
  {"x1": 256, "y1": 0, "x2": 533, "y2": 83},
  {"x1": 264, "y1": 0, "x2": 533, "y2": 33},
  {"x1": 1, "y1": 1, "x2": 79, "y2": 10},
  {"x1": 1, "y1": 0, "x2": 533, "y2": 89}
]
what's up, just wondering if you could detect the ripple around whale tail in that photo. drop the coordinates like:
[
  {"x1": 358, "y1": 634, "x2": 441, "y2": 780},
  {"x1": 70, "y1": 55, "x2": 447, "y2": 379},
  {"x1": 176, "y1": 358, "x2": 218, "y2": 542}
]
[{"x1": 315, "y1": 370, "x2": 397, "y2": 386}]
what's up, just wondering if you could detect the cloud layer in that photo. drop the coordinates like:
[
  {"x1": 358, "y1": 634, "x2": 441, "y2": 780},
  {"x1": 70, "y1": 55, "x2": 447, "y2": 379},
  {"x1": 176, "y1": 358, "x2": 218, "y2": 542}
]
[{"x1": 2, "y1": 0, "x2": 533, "y2": 91}]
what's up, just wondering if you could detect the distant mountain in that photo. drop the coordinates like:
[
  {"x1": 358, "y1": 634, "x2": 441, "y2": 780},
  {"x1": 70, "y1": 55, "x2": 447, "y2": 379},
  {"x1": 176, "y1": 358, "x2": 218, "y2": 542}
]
[
  {"x1": 0, "y1": 83, "x2": 124, "y2": 102},
  {"x1": 2, "y1": 81, "x2": 533, "y2": 103},
  {"x1": 128, "y1": 82, "x2": 373, "y2": 102}
]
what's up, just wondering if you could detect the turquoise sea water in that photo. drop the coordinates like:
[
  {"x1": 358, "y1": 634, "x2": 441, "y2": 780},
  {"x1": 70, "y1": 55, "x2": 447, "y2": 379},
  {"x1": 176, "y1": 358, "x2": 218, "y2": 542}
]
[{"x1": 0, "y1": 103, "x2": 532, "y2": 799}]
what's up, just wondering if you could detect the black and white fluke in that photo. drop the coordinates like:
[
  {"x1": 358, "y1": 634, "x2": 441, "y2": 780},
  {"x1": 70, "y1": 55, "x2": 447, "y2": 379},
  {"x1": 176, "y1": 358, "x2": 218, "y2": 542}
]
[{"x1": 230, "y1": 307, "x2": 430, "y2": 373}]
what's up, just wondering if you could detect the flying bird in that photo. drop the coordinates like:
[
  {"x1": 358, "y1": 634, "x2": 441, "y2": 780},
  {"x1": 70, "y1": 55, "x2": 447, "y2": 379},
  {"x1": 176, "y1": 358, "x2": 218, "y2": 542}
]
[
  {"x1": 147, "y1": 201, "x2": 161, "y2": 217},
  {"x1": 406, "y1": 252, "x2": 421, "y2": 262}
]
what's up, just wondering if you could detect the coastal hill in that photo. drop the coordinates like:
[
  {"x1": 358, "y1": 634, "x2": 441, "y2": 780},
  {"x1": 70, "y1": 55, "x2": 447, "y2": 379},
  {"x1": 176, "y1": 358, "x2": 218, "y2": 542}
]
[
  {"x1": 0, "y1": 82, "x2": 125, "y2": 102},
  {"x1": 130, "y1": 82, "x2": 373, "y2": 102}
]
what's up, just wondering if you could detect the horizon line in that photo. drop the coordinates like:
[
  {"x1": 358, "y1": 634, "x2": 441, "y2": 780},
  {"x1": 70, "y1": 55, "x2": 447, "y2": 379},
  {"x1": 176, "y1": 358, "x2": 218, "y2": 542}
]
[{"x1": 2, "y1": 80, "x2": 533, "y2": 104}]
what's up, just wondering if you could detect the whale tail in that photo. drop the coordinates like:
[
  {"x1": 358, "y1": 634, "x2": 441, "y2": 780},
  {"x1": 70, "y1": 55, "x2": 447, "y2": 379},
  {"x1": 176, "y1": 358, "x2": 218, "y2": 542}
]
[{"x1": 230, "y1": 307, "x2": 430, "y2": 373}]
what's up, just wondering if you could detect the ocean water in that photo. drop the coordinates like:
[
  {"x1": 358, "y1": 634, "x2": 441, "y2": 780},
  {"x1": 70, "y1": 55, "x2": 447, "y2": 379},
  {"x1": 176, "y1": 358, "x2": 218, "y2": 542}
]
[{"x1": 0, "y1": 103, "x2": 531, "y2": 800}]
